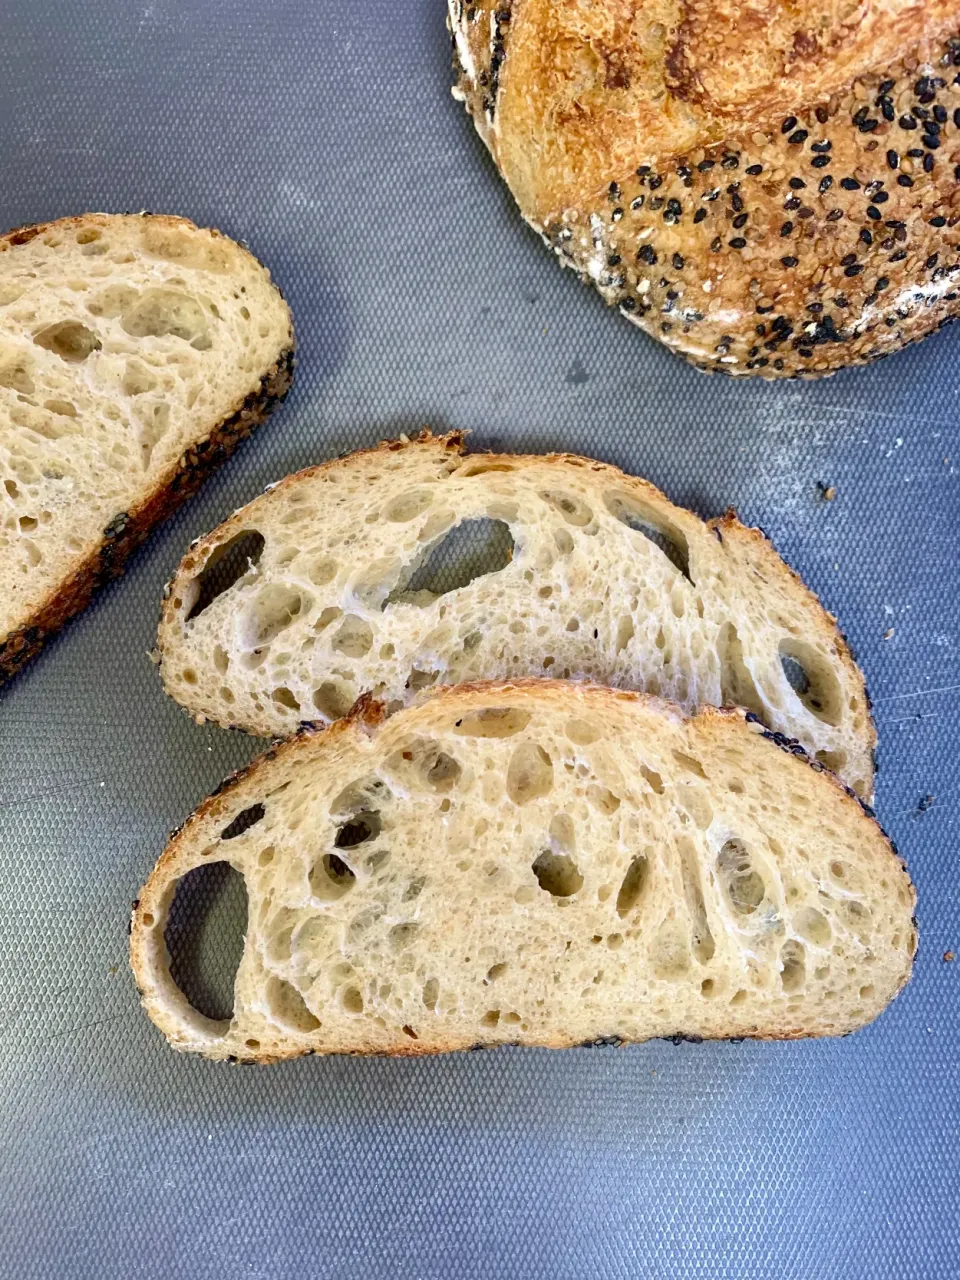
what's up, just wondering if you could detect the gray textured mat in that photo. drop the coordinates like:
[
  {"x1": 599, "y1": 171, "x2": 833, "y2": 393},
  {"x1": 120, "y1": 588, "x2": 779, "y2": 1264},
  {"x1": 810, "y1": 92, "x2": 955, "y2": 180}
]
[{"x1": 0, "y1": 2, "x2": 957, "y2": 1276}]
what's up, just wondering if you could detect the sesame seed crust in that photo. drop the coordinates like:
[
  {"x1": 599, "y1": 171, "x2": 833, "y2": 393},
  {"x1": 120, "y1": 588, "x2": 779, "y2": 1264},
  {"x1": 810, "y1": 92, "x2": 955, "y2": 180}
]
[{"x1": 450, "y1": 2, "x2": 960, "y2": 377}]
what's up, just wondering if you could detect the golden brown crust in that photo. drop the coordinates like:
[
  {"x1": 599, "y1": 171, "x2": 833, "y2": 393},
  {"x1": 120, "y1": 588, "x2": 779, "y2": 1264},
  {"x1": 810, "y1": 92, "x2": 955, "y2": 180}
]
[
  {"x1": 451, "y1": 1, "x2": 960, "y2": 375},
  {"x1": 0, "y1": 214, "x2": 296, "y2": 684},
  {"x1": 130, "y1": 679, "x2": 913, "y2": 1063}
]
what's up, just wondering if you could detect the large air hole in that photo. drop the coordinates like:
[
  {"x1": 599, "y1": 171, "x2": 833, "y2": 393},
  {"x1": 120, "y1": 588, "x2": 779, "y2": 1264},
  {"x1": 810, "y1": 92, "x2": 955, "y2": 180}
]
[
  {"x1": 780, "y1": 939, "x2": 807, "y2": 993},
  {"x1": 717, "y1": 839, "x2": 766, "y2": 915},
  {"x1": 265, "y1": 976, "x2": 321, "y2": 1033},
  {"x1": 33, "y1": 320, "x2": 102, "y2": 363},
  {"x1": 718, "y1": 623, "x2": 767, "y2": 721},
  {"x1": 779, "y1": 639, "x2": 843, "y2": 725},
  {"x1": 334, "y1": 811, "x2": 382, "y2": 847},
  {"x1": 678, "y1": 837, "x2": 715, "y2": 964},
  {"x1": 531, "y1": 850, "x2": 583, "y2": 897},
  {"x1": 220, "y1": 803, "x2": 265, "y2": 841},
  {"x1": 242, "y1": 583, "x2": 309, "y2": 648},
  {"x1": 616, "y1": 854, "x2": 650, "y2": 918},
  {"x1": 454, "y1": 707, "x2": 531, "y2": 738},
  {"x1": 165, "y1": 861, "x2": 248, "y2": 1022},
  {"x1": 506, "y1": 743, "x2": 553, "y2": 805},
  {"x1": 603, "y1": 490, "x2": 692, "y2": 583},
  {"x1": 385, "y1": 518, "x2": 514, "y2": 606},
  {"x1": 310, "y1": 853, "x2": 357, "y2": 901},
  {"x1": 186, "y1": 530, "x2": 265, "y2": 621},
  {"x1": 121, "y1": 288, "x2": 209, "y2": 345}
]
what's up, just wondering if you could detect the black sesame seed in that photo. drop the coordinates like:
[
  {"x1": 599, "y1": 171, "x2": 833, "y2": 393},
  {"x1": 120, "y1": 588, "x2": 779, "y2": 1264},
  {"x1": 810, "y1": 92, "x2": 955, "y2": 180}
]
[
  {"x1": 873, "y1": 191, "x2": 889, "y2": 203},
  {"x1": 781, "y1": 115, "x2": 798, "y2": 133},
  {"x1": 672, "y1": 252, "x2": 685, "y2": 269},
  {"x1": 774, "y1": 359, "x2": 784, "y2": 370},
  {"x1": 797, "y1": 207, "x2": 814, "y2": 219},
  {"x1": 923, "y1": 134, "x2": 941, "y2": 150},
  {"x1": 811, "y1": 154, "x2": 831, "y2": 168},
  {"x1": 834, "y1": 295, "x2": 849, "y2": 307},
  {"x1": 867, "y1": 206, "x2": 881, "y2": 220},
  {"x1": 924, "y1": 153, "x2": 935, "y2": 173},
  {"x1": 619, "y1": 297, "x2": 636, "y2": 312},
  {"x1": 899, "y1": 115, "x2": 917, "y2": 129},
  {"x1": 731, "y1": 191, "x2": 744, "y2": 212},
  {"x1": 818, "y1": 175, "x2": 833, "y2": 193},
  {"x1": 611, "y1": 207, "x2": 624, "y2": 221},
  {"x1": 860, "y1": 229, "x2": 873, "y2": 246},
  {"x1": 721, "y1": 153, "x2": 740, "y2": 169},
  {"x1": 729, "y1": 236, "x2": 747, "y2": 248},
  {"x1": 955, "y1": 164, "x2": 960, "y2": 180},
  {"x1": 607, "y1": 254, "x2": 621, "y2": 266},
  {"x1": 756, "y1": 304, "x2": 773, "y2": 314},
  {"x1": 648, "y1": 174, "x2": 663, "y2": 190},
  {"x1": 815, "y1": 107, "x2": 829, "y2": 125},
  {"x1": 780, "y1": 221, "x2": 793, "y2": 236},
  {"x1": 841, "y1": 252, "x2": 858, "y2": 267},
  {"x1": 697, "y1": 159, "x2": 715, "y2": 172},
  {"x1": 693, "y1": 207, "x2": 707, "y2": 224},
  {"x1": 780, "y1": 256, "x2": 799, "y2": 267},
  {"x1": 649, "y1": 196, "x2": 664, "y2": 210},
  {"x1": 853, "y1": 105, "x2": 869, "y2": 125},
  {"x1": 926, "y1": 253, "x2": 939, "y2": 269},
  {"x1": 841, "y1": 177, "x2": 861, "y2": 190},
  {"x1": 931, "y1": 215, "x2": 947, "y2": 227},
  {"x1": 756, "y1": 324, "x2": 766, "y2": 335},
  {"x1": 745, "y1": 163, "x2": 763, "y2": 175},
  {"x1": 955, "y1": 108, "x2": 960, "y2": 128},
  {"x1": 876, "y1": 276, "x2": 889, "y2": 290},
  {"x1": 789, "y1": 177, "x2": 806, "y2": 189},
  {"x1": 890, "y1": 249, "x2": 907, "y2": 262},
  {"x1": 934, "y1": 104, "x2": 948, "y2": 124},
  {"x1": 608, "y1": 182, "x2": 621, "y2": 199},
  {"x1": 784, "y1": 195, "x2": 801, "y2": 210},
  {"x1": 878, "y1": 79, "x2": 895, "y2": 94},
  {"x1": 636, "y1": 165, "x2": 650, "y2": 177},
  {"x1": 732, "y1": 212, "x2": 748, "y2": 228},
  {"x1": 807, "y1": 302, "x2": 823, "y2": 313},
  {"x1": 637, "y1": 244, "x2": 657, "y2": 265},
  {"x1": 887, "y1": 150, "x2": 899, "y2": 169},
  {"x1": 844, "y1": 263, "x2": 864, "y2": 277},
  {"x1": 826, "y1": 208, "x2": 843, "y2": 222},
  {"x1": 811, "y1": 140, "x2": 832, "y2": 153},
  {"x1": 631, "y1": 195, "x2": 645, "y2": 210},
  {"x1": 880, "y1": 100, "x2": 895, "y2": 122},
  {"x1": 788, "y1": 129, "x2": 809, "y2": 144}
]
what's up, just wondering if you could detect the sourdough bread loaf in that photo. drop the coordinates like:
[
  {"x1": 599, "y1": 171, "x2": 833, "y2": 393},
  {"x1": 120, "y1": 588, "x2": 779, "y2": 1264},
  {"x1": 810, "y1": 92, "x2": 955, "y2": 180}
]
[{"x1": 449, "y1": 0, "x2": 960, "y2": 376}]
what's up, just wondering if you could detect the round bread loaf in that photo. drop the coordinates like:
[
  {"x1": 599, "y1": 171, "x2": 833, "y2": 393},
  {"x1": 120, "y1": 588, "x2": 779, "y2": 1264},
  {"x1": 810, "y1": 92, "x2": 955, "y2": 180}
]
[{"x1": 449, "y1": 0, "x2": 960, "y2": 376}]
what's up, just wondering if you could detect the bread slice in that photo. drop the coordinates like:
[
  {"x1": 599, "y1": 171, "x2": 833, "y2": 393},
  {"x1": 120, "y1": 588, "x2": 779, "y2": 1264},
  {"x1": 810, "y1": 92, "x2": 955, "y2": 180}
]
[
  {"x1": 130, "y1": 681, "x2": 915, "y2": 1062},
  {"x1": 157, "y1": 432, "x2": 875, "y2": 798},
  {"x1": 448, "y1": 2, "x2": 960, "y2": 376},
  {"x1": 0, "y1": 213, "x2": 294, "y2": 682}
]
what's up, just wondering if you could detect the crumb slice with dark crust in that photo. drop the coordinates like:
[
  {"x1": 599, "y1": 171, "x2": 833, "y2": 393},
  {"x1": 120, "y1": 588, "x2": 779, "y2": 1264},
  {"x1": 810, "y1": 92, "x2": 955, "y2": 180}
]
[
  {"x1": 157, "y1": 431, "x2": 876, "y2": 798},
  {"x1": 0, "y1": 212, "x2": 295, "y2": 683},
  {"x1": 130, "y1": 680, "x2": 916, "y2": 1063}
]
